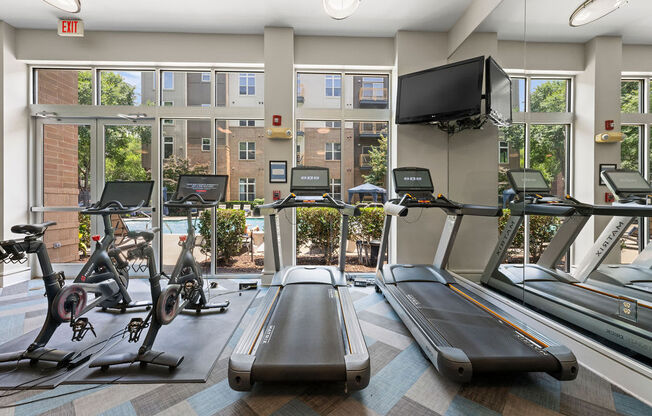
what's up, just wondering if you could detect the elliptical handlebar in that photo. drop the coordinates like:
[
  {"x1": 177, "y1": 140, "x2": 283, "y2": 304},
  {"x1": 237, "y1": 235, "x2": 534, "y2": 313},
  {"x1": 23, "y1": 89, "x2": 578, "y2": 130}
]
[
  {"x1": 82, "y1": 200, "x2": 146, "y2": 215},
  {"x1": 164, "y1": 193, "x2": 218, "y2": 209}
]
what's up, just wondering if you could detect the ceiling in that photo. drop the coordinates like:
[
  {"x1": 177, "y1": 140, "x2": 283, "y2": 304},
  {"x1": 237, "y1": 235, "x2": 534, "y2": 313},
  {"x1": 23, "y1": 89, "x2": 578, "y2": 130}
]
[
  {"x1": 1, "y1": 0, "x2": 652, "y2": 44},
  {"x1": 0, "y1": 0, "x2": 472, "y2": 37}
]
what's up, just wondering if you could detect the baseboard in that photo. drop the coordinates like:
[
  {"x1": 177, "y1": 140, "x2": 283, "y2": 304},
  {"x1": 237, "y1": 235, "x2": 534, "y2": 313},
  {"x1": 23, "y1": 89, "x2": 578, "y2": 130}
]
[{"x1": 0, "y1": 267, "x2": 31, "y2": 287}]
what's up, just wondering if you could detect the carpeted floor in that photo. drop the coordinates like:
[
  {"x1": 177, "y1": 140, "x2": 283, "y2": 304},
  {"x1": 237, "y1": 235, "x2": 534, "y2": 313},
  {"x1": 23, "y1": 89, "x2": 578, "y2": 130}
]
[{"x1": 0, "y1": 278, "x2": 650, "y2": 416}]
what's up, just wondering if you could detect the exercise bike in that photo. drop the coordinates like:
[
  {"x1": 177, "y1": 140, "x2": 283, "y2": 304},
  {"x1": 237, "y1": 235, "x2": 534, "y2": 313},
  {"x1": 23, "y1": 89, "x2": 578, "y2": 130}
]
[
  {"x1": 90, "y1": 175, "x2": 230, "y2": 371},
  {"x1": 0, "y1": 181, "x2": 154, "y2": 368}
]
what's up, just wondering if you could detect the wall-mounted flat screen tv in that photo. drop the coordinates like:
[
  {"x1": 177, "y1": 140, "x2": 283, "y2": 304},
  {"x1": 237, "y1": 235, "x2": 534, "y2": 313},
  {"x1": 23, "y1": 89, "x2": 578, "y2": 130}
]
[
  {"x1": 395, "y1": 56, "x2": 484, "y2": 124},
  {"x1": 485, "y1": 56, "x2": 512, "y2": 127}
]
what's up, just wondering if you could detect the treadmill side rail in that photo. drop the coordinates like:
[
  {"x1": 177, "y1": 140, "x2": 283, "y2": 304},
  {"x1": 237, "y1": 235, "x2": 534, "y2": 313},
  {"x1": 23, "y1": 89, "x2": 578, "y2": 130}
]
[
  {"x1": 544, "y1": 345, "x2": 579, "y2": 381},
  {"x1": 339, "y1": 287, "x2": 370, "y2": 390}
]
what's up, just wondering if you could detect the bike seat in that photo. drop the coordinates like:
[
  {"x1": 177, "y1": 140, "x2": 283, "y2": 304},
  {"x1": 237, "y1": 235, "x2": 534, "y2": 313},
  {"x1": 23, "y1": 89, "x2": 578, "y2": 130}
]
[
  {"x1": 11, "y1": 221, "x2": 56, "y2": 235},
  {"x1": 127, "y1": 227, "x2": 160, "y2": 243}
]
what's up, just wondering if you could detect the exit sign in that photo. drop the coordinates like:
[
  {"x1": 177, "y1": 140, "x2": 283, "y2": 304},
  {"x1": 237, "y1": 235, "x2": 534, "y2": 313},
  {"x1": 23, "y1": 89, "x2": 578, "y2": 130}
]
[{"x1": 58, "y1": 20, "x2": 84, "y2": 37}]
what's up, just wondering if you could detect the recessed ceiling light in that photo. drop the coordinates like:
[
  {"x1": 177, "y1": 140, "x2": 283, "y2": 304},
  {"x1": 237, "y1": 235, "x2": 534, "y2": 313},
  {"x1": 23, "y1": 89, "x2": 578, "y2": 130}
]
[
  {"x1": 42, "y1": 0, "x2": 81, "y2": 13},
  {"x1": 323, "y1": 0, "x2": 361, "y2": 20},
  {"x1": 569, "y1": 0, "x2": 627, "y2": 27}
]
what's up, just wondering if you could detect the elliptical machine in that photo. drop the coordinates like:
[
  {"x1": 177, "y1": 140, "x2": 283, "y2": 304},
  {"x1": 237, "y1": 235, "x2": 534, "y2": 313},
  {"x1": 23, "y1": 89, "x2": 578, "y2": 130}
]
[
  {"x1": 90, "y1": 175, "x2": 230, "y2": 371},
  {"x1": 0, "y1": 181, "x2": 154, "y2": 368}
]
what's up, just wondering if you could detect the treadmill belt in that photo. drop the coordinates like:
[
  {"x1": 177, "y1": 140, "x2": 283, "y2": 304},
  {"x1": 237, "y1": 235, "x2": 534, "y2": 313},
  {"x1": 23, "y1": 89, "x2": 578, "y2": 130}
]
[
  {"x1": 525, "y1": 281, "x2": 652, "y2": 331},
  {"x1": 252, "y1": 284, "x2": 346, "y2": 381},
  {"x1": 396, "y1": 281, "x2": 559, "y2": 372}
]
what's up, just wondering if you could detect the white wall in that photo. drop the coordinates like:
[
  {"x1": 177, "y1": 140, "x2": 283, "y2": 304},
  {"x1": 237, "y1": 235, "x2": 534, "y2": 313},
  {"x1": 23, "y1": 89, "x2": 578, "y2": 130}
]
[
  {"x1": 0, "y1": 22, "x2": 30, "y2": 285},
  {"x1": 497, "y1": 40, "x2": 585, "y2": 72}
]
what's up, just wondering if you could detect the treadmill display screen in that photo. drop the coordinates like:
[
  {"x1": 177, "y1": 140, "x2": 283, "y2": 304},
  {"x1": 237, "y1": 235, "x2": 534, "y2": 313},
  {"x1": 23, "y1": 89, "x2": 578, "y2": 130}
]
[
  {"x1": 175, "y1": 175, "x2": 228, "y2": 202},
  {"x1": 393, "y1": 168, "x2": 434, "y2": 193},
  {"x1": 100, "y1": 181, "x2": 154, "y2": 207},
  {"x1": 291, "y1": 167, "x2": 330, "y2": 194},
  {"x1": 507, "y1": 169, "x2": 550, "y2": 193},
  {"x1": 602, "y1": 170, "x2": 652, "y2": 194}
]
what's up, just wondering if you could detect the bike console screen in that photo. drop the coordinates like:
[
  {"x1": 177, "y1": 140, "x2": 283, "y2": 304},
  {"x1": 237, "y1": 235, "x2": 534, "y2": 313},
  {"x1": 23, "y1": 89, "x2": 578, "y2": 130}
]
[
  {"x1": 393, "y1": 168, "x2": 434, "y2": 195},
  {"x1": 100, "y1": 181, "x2": 155, "y2": 207},
  {"x1": 290, "y1": 167, "x2": 330, "y2": 195},
  {"x1": 176, "y1": 175, "x2": 228, "y2": 202}
]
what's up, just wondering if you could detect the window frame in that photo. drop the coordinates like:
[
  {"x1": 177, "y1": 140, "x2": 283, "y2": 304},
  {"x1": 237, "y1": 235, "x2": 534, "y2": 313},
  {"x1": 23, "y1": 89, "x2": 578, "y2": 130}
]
[
  {"x1": 163, "y1": 136, "x2": 174, "y2": 159},
  {"x1": 239, "y1": 177, "x2": 256, "y2": 201},
  {"x1": 162, "y1": 71, "x2": 175, "y2": 90},
  {"x1": 325, "y1": 74, "x2": 342, "y2": 98},
  {"x1": 201, "y1": 137, "x2": 211, "y2": 152},
  {"x1": 324, "y1": 142, "x2": 341, "y2": 161},
  {"x1": 201, "y1": 72, "x2": 211, "y2": 83},
  {"x1": 239, "y1": 141, "x2": 256, "y2": 160},
  {"x1": 239, "y1": 73, "x2": 256, "y2": 96}
]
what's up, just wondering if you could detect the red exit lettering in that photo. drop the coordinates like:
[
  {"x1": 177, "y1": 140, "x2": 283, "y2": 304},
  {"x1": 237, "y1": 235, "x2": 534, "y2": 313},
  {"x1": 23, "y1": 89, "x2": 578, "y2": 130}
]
[{"x1": 62, "y1": 21, "x2": 77, "y2": 33}]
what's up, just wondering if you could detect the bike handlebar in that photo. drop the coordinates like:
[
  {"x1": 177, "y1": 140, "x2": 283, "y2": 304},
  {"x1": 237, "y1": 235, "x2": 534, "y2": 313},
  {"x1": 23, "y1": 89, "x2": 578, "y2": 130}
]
[
  {"x1": 82, "y1": 200, "x2": 146, "y2": 215},
  {"x1": 164, "y1": 193, "x2": 218, "y2": 208}
]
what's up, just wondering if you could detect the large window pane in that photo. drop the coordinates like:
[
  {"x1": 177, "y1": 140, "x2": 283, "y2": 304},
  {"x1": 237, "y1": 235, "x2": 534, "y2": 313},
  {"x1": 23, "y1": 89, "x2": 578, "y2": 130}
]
[
  {"x1": 42, "y1": 124, "x2": 91, "y2": 263},
  {"x1": 529, "y1": 124, "x2": 568, "y2": 197},
  {"x1": 621, "y1": 80, "x2": 642, "y2": 113},
  {"x1": 529, "y1": 79, "x2": 568, "y2": 112},
  {"x1": 215, "y1": 120, "x2": 265, "y2": 274},
  {"x1": 35, "y1": 69, "x2": 92, "y2": 105},
  {"x1": 512, "y1": 77, "x2": 526, "y2": 112},
  {"x1": 161, "y1": 119, "x2": 212, "y2": 275},
  {"x1": 344, "y1": 74, "x2": 389, "y2": 109},
  {"x1": 498, "y1": 124, "x2": 525, "y2": 204},
  {"x1": 296, "y1": 73, "x2": 341, "y2": 109},
  {"x1": 621, "y1": 125, "x2": 641, "y2": 171},
  {"x1": 100, "y1": 70, "x2": 155, "y2": 106},
  {"x1": 159, "y1": 71, "x2": 211, "y2": 107},
  {"x1": 216, "y1": 72, "x2": 264, "y2": 107}
]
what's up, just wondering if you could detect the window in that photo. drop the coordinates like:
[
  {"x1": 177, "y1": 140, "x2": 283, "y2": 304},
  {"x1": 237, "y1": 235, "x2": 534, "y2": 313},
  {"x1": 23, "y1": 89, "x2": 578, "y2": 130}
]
[
  {"x1": 99, "y1": 70, "x2": 154, "y2": 106},
  {"x1": 239, "y1": 73, "x2": 256, "y2": 95},
  {"x1": 163, "y1": 119, "x2": 175, "y2": 125},
  {"x1": 239, "y1": 178, "x2": 256, "y2": 201},
  {"x1": 239, "y1": 120, "x2": 256, "y2": 127},
  {"x1": 325, "y1": 75, "x2": 341, "y2": 97},
  {"x1": 162, "y1": 72, "x2": 174, "y2": 90},
  {"x1": 201, "y1": 138, "x2": 211, "y2": 152},
  {"x1": 622, "y1": 80, "x2": 642, "y2": 113},
  {"x1": 34, "y1": 69, "x2": 92, "y2": 105},
  {"x1": 512, "y1": 78, "x2": 526, "y2": 112},
  {"x1": 361, "y1": 146, "x2": 373, "y2": 167},
  {"x1": 239, "y1": 142, "x2": 256, "y2": 160},
  {"x1": 325, "y1": 121, "x2": 341, "y2": 128},
  {"x1": 164, "y1": 137, "x2": 174, "y2": 159},
  {"x1": 621, "y1": 125, "x2": 641, "y2": 171},
  {"x1": 201, "y1": 72, "x2": 211, "y2": 82},
  {"x1": 330, "y1": 178, "x2": 341, "y2": 200},
  {"x1": 499, "y1": 141, "x2": 509, "y2": 164},
  {"x1": 361, "y1": 77, "x2": 385, "y2": 99},
  {"x1": 325, "y1": 142, "x2": 341, "y2": 161},
  {"x1": 529, "y1": 79, "x2": 569, "y2": 112},
  {"x1": 163, "y1": 101, "x2": 174, "y2": 107}
]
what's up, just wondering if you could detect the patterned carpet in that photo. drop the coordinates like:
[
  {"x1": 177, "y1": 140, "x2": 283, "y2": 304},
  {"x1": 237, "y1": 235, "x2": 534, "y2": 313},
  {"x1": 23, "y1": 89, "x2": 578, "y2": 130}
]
[{"x1": 0, "y1": 278, "x2": 650, "y2": 416}]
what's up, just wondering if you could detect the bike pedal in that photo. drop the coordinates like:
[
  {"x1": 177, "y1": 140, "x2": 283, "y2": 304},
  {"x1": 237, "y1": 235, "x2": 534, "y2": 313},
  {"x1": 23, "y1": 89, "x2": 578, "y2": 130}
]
[
  {"x1": 71, "y1": 317, "x2": 96, "y2": 342},
  {"x1": 126, "y1": 318, "x2": 149, "y2": 343}
]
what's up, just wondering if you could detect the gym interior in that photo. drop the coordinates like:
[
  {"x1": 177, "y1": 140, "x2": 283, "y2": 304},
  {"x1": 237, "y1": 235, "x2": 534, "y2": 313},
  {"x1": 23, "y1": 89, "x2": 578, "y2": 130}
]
[{"x1": 0, "y1": 0, "x2": 651, "y2": 414}]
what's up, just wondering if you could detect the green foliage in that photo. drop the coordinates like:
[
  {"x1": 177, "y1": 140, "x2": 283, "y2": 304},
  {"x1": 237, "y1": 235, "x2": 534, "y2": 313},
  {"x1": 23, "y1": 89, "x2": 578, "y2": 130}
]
[
  {"x1": 529, "y1": 124, "x2": 566, "y2": 188},
  {"x1": 529, "y1": 80, "x2": 567, "y2": 112},
  {"x1": 104, "y1": 126, "x2": 151, "y2": 181},
  {"x1": 350, "y1": 207, "x2": 384, "y2": 242},
  {"x1": 296, "y1": 207, "x2": 341, "y2": 264},
  {"x1": 163, "y1": 156, "x2": 210, "y2": 197},
  {"x1": 498, "y1": 209, "x2": 561, "y2": 262},
  {"x1": 78, "y1": 213, "x2": 91, "y2": 256},
  {"x1": 621, "y1": 125, "x2": 640, "y2": 171},
  {"x1": 621, "y1": 80, "x2": 640, "y2": 113},
  {"x1": 362, "y1": 134, "x2": 388, "y2": 187},
  {"x1": 198, "y1": 209, "x2": 246, "y2": 265}
]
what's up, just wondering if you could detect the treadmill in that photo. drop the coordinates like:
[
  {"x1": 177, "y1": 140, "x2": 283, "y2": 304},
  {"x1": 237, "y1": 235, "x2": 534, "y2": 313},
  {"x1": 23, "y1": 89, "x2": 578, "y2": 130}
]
[
  {"x1": 483, "y1": 168, "x2": 652, "y2": 358},
  {"x1": 376, "y1": 167, "x2": 578, "y2": 382},
  {"x1": 574, "y1": 169, "x2": 652, "y2": 298},
  {"x1": 229, "y1": 166, "x2": 370, "y2": 391}
]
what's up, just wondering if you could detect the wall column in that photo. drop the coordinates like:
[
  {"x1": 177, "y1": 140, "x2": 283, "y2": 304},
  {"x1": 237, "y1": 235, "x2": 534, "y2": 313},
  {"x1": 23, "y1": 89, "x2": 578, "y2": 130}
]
[{"x1": 262, "y1": 27, "x2": 294, "y2": 284}]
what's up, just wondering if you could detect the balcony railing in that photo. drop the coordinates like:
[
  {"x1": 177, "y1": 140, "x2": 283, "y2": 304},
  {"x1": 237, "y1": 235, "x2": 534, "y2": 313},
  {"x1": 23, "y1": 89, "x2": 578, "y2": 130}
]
[
  {"x1": 359, "y1": 87, "x2": 388, "y2": 104},
  {"x1": 360, "y1": 154, "x2": 372, "y2": 168},
  {"x1": 359, "y1": 122, "x2": 387, "y2": 137}
]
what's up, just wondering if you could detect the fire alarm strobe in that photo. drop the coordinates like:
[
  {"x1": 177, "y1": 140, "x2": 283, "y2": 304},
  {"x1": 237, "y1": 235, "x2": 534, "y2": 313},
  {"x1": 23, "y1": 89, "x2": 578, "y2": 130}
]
[{"x1": 272, "y1": 115, "x2": 282, "y2": 126}]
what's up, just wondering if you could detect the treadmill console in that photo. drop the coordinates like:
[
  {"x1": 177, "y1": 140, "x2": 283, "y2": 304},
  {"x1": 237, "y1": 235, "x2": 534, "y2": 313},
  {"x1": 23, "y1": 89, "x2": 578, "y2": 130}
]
[
  {"x1": 291, "y1": 166, "x2": 330, "y2": 196},
  {"x1": 601, "y1": 169, "x2": 652, "y2": 200},
  {"x1": 393, "y1": 167, "x2": 434, "y2": 199},
  {"x1": 506, "y1": 169, "x2": 550, "y2": 195}
]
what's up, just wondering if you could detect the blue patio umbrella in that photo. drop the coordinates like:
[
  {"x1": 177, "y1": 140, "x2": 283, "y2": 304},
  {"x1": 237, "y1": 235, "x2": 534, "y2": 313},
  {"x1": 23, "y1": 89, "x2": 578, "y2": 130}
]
[{"x1": 347, "y1": 183, "x2": 387, "y2": 203}]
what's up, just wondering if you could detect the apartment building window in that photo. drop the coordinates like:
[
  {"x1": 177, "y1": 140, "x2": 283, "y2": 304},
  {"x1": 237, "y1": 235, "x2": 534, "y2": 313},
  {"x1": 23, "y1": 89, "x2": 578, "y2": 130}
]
[
  {"x1": 330, "y1": 178, "x2": 341, "y2": 200},
  {"x1": 239, "y1": 73, "x2": 256, "y2": 95},
  {"x1": 362, "y1": 77, "x2": 385, "y2": 99},
  {"x1": 325, "y1": 142, "x2": 341, "y2": 161},
  {"x1": 163, "y1": 119, "x2": 174, "y2": 125},
  {"x1": 201, "y1": 72, "x2": 211, "y2": 82},
  {"x1": 499, "y1": 141, "x2": 509, "y2": 164},
  {"x1": 325, "y1": 121, "x2": 341, "y2": 128},
  {"x1": 239, "y1": 142, "x2": 256, "y2": 160},
  {"x1": 164, "y1": 137, "x2": 174, "y2": 159},
  {"x1": 201, "y1": 138, "x2": 211, "y2": 152},
  {"x1": 162, "y1": 72, "x2": 174, "y2": 90},
  {"x1": 163, "y1": 101, "x2": 174, "y2": 107},
  {"x1": 239, "y1": 120, "x2": 256, "y2": 127},
  {"x1": 239, "y1": 178, "x2": 256, "y2": 201},
  {"x1": 325, "y1": 75, "x2": 341, "y2": 97}
]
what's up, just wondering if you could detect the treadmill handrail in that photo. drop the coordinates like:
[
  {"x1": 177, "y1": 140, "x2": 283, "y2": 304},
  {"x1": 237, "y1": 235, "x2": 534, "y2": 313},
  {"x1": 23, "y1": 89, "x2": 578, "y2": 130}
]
[
  {"x1": 259, "y1": 193, "x2": 359, "y2": 217},
  {"x1": 383, "y1": 194, "x2": 501, "y2": 217}
]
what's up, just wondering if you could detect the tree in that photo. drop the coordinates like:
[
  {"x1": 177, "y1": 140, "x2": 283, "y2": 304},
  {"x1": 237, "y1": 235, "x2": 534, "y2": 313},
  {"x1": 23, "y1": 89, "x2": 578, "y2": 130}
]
[
  {"x1": 362, "y1": 133, "x2": 387, "y2": 187},
  {"x1": 621, "y1": 81, "x2": 640, "y2": 113}
]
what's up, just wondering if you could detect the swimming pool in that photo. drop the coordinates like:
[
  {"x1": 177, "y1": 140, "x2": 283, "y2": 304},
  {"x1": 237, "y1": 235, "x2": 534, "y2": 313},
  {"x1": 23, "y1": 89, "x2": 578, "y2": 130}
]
[{"x1": 125, "y1": 217, "x2": 265, "y2": 234}]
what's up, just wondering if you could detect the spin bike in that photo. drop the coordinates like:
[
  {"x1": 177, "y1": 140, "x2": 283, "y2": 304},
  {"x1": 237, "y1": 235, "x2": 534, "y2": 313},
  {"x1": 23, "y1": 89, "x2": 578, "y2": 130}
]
[
  {"x1": 90, "y1": 175, "x2": 230, "y2": 371},
  {"x1": 0, "y1": 181, "x2": 154, "y2": 367}
]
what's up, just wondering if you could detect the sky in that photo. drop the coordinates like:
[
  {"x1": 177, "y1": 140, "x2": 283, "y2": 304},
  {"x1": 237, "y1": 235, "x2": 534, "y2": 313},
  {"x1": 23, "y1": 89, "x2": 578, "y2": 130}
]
[{"x1": 118, "y1": 71, "x2": 143, "y2": 105}]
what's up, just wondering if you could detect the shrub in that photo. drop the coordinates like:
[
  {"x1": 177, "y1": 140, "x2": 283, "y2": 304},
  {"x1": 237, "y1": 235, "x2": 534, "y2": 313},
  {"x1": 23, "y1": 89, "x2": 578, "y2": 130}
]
[
  {"x1": 296, "y1": 207, "x2": 341, "y2": 264},
  {"x1": 198, "y1": 209, "x2": 246, "y2": 265},
  {"x1": 78, "y1": 213, "x2": 91, "y2": 257},
  {"x1": 498, "y1": 209, "x2": 561, "y2": 262},
  {"x1": 350, "y1": 207, "x2": 385, "y2": 242}
]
